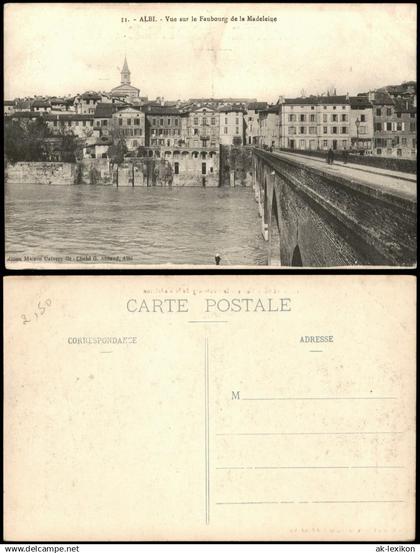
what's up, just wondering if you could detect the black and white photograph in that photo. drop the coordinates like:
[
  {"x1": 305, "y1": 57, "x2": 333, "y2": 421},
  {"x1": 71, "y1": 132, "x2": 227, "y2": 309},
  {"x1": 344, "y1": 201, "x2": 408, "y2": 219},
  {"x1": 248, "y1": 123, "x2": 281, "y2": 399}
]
[{"x1": 4, "y1": 3, "x2": 417, "y2": 268}]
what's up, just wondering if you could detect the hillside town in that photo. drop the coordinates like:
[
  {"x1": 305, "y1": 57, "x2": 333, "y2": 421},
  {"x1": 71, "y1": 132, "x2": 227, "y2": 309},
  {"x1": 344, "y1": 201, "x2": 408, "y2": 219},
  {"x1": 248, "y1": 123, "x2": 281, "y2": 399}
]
[{"x1": 4, "y1": 57, "x2": 417, "y2": 163}]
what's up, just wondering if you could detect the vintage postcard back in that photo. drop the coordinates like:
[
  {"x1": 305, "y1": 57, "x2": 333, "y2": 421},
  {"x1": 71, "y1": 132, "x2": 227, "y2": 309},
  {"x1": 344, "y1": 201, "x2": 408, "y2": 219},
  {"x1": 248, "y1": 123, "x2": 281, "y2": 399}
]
[{"x1": 3, "y1": 275, "x2": 416, "y2": 541}]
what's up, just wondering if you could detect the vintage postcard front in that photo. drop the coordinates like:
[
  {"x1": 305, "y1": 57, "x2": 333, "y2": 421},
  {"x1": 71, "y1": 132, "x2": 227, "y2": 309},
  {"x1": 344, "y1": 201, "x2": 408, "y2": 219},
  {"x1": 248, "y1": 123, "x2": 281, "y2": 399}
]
[
  {"x1": 3, "y1": 275, "x2": 416, "y2": 541},
  {"x1": 4, "y1": 3, "x2": 417, "y2": 269}
]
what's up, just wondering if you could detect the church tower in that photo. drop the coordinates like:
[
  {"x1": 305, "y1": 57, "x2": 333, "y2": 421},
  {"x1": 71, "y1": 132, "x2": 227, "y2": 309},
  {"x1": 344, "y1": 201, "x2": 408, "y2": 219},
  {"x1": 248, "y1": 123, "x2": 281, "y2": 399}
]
[{"x1": 121, "y1": 56, "x2": 131, "y2": 85}]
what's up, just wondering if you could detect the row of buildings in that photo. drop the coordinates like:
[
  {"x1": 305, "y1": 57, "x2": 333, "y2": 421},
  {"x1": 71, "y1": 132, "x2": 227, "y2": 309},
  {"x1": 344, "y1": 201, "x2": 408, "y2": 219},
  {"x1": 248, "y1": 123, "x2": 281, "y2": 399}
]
[{"x1": 4, "y1": 57, "x2": 417, "y2": 159}]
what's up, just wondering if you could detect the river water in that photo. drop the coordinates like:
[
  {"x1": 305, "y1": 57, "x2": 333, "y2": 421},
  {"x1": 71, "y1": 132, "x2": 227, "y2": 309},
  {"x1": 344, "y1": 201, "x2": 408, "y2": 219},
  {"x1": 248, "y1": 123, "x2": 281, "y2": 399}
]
[{"x1": 5, "y1": 184, "x2": 267, "y2": 266}]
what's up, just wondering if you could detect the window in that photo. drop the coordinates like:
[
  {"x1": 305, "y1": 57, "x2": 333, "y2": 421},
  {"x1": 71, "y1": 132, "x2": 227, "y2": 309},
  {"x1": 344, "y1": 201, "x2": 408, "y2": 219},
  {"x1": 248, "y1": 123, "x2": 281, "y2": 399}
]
[
  {"x1": 311, "y1": 106, "x2": 315, "y2": 110},
  {"x1": 236, "y1": 118, "x2": 239, "y2": 125},
  {"x1": 332, "y1": 127, "x2": 338, "y2": 134},
  {"x1": 359, "y1": 126, "x2": 367, "y2": 134},
  {"x1": 174, "y1": 162, "x2": 179, "y2": 174},
  {"x1": 341, "y1": 126, "x2": 348, "y2": 134},
  {"x1": 376, "y1": 148, "x2": 382, "y2": 155},
  {"x1": 341, "y1": 114, "x2": 347, "y2": 122},
  {"x1": 397, "y1": 112, "x2": 401, "y2": 119},
  {"x1": 376, "y1": 108, "x2": 381, "y2": 116},
  {"x1": 203, "y1": 117, "x2": 207, "y2": 125},
  {"x1": 119, "y1": 119, "x2": 123, "y2": 126},
  {"x1": 323, "y1": 140, "x2": 328, "y2": 147},
  {"x1": 375, "y1": 122, "x2": 381, "y2": 131},
  {"x1": 224, "y1": 127, "x2": 228, "y2": 134},
  {"x1": 323, "y1": 126, "x2": 328, "y2": 134},
  {"x1": 127, "y1": 119, "x2": 131, "y2": 125},
  {"x1": 289, "y1": 114, "x2": 296, "y2": 122},
  {"x1": 225, "y1": 117, "x2": 228, "y2": 124},
  {"x1": 310, "y1": 114, "x2": 315, "y2": 122},
  {"x1": 386, "y1": 122, "x2": 392, "y2": 131},
  {"x1": 300, "y1": 114, "x2": 305, "y2": 122},
  {"x1": 410, "y1": 112, "x2": 415, "y2": 118},
  {"x1": 386, "y1": 108, "x2": 392, "y2": 116},
  {"x1": 402, "y1": 137, "x2": 407, "y2": 145},
  {"x1": 397, "y1": 122, "x2": 402, "y2": 131},
  {"x1": 194, "y1": 117, "x2": 198, "y2": 125},
  {"x1": 103, "y1": 120, "x2": 107, "y2": 126},
  {"x1": 299, "y1": 126, "x2": 305, "y2": 134},
  {"x1": 175, "y1": 119, "x2": 179, "y2": 126},
  {"x1": 410, "y1": 122, "x2": 416, "y2": 132},
  {"x1": 160, "y1": 119, "x2": 164, "y2": 125},
  {"x1": 360, "y1": 114, "x2": 366, "y2": 122},
  {"x1": 332, "y1": 114, "x2": 338, "y2": 122},
  {"x1": 288, "y1": 126, "x2": 296, "y2": 135},
  {"x1": 152, "y1": 119, "x2": 156, "y2": 125},
  {"x1": 323, "y1": 114, "x2": 327, "y2": 123},
  {"x1": 167, "y1": 118, "x2": 171, "y2": 125},
  {"x1": 211, "y1": 118, "x2": 215, "y2": 125},
  {"x1": 202, "y1": 162, "x2": 206, "y2": 175},
  {"x1": 194, "y1": 128, "x2": 198, "y2": 135},
  {"x1": 309, "y1": 127, "x2": 316, "y2": 134},
  {"x1": 236, "y1": 127, "x2": 239, "y2": 134}
]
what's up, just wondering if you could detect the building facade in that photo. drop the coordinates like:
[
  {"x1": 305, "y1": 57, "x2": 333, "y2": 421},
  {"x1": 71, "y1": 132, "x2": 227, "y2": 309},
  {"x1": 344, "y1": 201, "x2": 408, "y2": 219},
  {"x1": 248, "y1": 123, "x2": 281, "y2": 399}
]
[
  {"x1": 245, "y1": 102, "x2": 268, "y2": 145},
  {"x1": 146, "y1": 107, "x2": 185, "y2": 148},
  {"x1": 372, "y1": 91, "x2": 417, "y2": 158},
  {"x1": 112, "y1": 107, "x2": 145, "y2": 150},
  {"x1": 187, "y1": 106, "x2": 220, "y2": 148},
  {"x1": 219, "y1": 106, "x2": 245, "y2": 145}
]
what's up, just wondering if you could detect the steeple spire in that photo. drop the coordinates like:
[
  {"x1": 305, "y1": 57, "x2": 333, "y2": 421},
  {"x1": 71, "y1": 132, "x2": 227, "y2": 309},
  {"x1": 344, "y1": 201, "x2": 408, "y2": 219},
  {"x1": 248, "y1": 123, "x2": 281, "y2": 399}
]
[{"x1": 121, "y1": 56, "x2": 131, "y2": 85}]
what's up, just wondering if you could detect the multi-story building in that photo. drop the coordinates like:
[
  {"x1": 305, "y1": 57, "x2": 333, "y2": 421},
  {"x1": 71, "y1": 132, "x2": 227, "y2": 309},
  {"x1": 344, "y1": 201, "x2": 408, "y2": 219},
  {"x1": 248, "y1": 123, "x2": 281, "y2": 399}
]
[
  {"x1": 31, "y1": 100, "x2": 52, "y2": 113},
  {"x1": 145, "y1": 107, "x2": 185, "y2": 148},
  {"x1": 44, "y1": 113, "x2": 95, "y2": 138},
  {"x1": 258, "y1": 106, "x2": 281, "y2": 148},
  {"x1": 349, "y1": 95, "x2": 374, "y2": 152},
  {"x1": 94, "y1": 102, "x2": 125, "y2": 137},
  {"x1": 219, "y1": 105, "x2": 245, "y2": 145},
  {"x1": 279, "y1": 97, "x2": 318, "y2": 150},
  {"x1": 372, "y1": 91, "x2": 416, "y2": 158},
  {"x1": 75, "y1": 92, "x2": 102, "y2": 115},
  {"x1": 187, "y1": 106, "x2": 220, "y2": 148},
  {"x1": 393, "y1": 98, "x2": 417, "y2": 159},
  {"x1": 245, "y1": 102, "x2": 268, "y2": 145},
  {"x1": 317, "y1": 95, "x2": 350, "y2": 151},
  {"x1": 112, "y1": 107, "x2": 145, "y2": 150},
  {"x1": 110, "y1": 57, "x2": 141, "y2": 100}
]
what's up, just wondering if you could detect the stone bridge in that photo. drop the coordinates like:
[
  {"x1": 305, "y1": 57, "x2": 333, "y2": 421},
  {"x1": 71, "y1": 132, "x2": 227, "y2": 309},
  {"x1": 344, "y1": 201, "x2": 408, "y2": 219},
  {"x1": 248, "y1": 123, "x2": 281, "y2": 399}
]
[{"x1": 252, "y1": 148, "x2": 417, "y2": 267}]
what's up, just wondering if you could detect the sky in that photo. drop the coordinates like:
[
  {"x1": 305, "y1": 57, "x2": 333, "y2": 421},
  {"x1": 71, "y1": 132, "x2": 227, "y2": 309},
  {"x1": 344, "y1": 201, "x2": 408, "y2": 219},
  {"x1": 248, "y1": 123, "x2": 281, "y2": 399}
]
[{"x1": 4, "y1": 3, "x2": 417, "y2": 102}]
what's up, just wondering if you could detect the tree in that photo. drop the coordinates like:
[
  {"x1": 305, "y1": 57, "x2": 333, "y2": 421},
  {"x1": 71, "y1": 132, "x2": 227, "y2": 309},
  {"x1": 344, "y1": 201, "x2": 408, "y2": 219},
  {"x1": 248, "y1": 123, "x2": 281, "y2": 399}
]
[
  {"x1": 4, "y1": 117, "x2": 52, "y2": 163},
  {"x1": 108, "y1": 128, "x2": 128, "y2": 163}
]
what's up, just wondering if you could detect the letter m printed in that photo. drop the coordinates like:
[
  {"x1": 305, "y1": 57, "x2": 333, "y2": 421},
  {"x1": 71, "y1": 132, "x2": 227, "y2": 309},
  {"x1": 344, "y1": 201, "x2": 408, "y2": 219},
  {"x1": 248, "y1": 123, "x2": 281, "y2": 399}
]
[{"x1": 232, "y1": 391, "x2": 240, "y2": 400}]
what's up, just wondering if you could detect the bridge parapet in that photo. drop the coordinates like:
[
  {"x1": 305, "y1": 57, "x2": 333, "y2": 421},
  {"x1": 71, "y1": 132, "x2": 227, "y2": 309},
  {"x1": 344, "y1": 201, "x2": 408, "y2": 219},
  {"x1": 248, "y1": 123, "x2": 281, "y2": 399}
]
[{"x1": 252, "y1": 148, "x2": 416, "y2": 267}]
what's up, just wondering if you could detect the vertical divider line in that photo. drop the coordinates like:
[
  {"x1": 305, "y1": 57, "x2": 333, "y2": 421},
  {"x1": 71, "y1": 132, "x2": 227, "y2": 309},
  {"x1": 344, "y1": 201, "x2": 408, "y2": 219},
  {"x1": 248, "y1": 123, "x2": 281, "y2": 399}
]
[{"x1": 205, "y1": 336, "x2": 210, "y2": 524}]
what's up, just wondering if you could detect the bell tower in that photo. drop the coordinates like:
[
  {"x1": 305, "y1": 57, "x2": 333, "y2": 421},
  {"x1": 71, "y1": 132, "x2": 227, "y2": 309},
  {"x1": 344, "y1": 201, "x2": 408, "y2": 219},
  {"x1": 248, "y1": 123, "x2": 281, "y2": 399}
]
[{"x1": 121, "y1": 56, "x2": 131, "y2": 85}]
